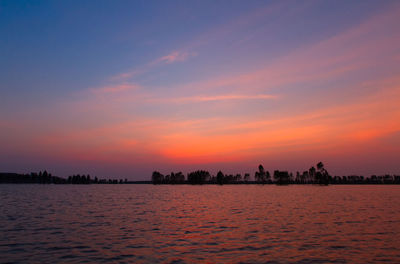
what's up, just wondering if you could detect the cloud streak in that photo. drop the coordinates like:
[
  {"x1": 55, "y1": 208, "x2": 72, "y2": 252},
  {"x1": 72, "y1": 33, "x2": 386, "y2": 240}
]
[
  {"x1": 148, "y1": 94, "x2": 278, "y2": 103},
  {"x1": 2, "y1": 2, "x2": 400, "y2": 177},
  {"x1": 110, "y1": 50, "x2": 196, "y2": 81},
  {"x1": 90, "y1": 83, "x2": 140, "y2": 94},
  {"x1": 155, "y1": 51, "x2": 195, "y2": 64}
]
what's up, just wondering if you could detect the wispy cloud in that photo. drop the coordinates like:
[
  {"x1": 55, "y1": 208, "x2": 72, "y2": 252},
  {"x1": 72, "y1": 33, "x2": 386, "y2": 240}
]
[
  {"x1": 155, "y1": 51, "x2": 196, "y2": 64},
  {"x1": 108, "y1": 3, "x2": 286, "y2": 83},
  {"x1": 149, "y1": 94, "x2": 278, "y2": 103},
  {"x1": 5, "y1": 2, "x2": 400, "y2": 176},
  {"x1": 90, "y1": 83, "x2": 140, "y2": 94},
  {"x1": 110, "y1": 50, "x2": 196, "y2": 81},
  {"x1": 110, "y1": 71, "x2": 144, "y2": 81}
]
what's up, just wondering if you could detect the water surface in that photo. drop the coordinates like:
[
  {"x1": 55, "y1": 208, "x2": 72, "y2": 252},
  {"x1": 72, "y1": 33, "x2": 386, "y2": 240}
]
[{"x1": 1, "y1": 185, "x2": 399, "y2": 263}]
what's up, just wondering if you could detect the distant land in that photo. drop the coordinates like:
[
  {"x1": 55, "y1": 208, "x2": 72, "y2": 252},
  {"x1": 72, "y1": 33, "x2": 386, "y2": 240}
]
[{"x1": 1, "y1": 162, "x2": 399, "y2": 185}]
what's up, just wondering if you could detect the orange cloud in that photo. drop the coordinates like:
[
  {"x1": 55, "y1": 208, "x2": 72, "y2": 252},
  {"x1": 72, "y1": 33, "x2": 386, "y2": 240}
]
[
  {"x1": 42, "y1": 73, "x2": 398, "y2": 166},
  {"x1": 4, "y1": 4, "x2": 399, "y2": 175}
]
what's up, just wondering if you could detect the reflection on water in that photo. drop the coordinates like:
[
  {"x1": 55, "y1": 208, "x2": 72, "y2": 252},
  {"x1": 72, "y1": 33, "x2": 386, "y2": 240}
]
[{"x1": 1, "y1": 185, "x2": 400, "y2": 263}]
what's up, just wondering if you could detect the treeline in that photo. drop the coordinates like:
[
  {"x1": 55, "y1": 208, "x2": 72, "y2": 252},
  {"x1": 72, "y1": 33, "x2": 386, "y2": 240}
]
[
  {"x1": 66, "y1": 174, "x2": 128, "y2": 184},
  {"x1": 0, "y1": 171, "x2": 65, "y2": 184},
  {"x1": 152, "y1": 162, "x2": 400, "y2": 185},
  {"x1": 1, "y1": 163, "x2": 399, "y2": 185},
  {"x1": 0, "y1": 171, "x2": 128, "y2": 184}
]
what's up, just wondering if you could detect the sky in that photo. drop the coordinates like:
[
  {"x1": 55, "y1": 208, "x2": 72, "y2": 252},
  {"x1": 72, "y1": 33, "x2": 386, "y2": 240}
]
[{"x1": 1, "y1": 0, "x2": 400, "y2": 179}]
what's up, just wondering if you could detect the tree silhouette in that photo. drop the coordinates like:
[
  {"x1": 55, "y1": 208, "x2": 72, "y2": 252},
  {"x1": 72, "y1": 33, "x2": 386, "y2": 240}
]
[
  {"x1": 244, "y1": 173, "x2": 250, "y2": 183},
  {"x1": 255, "y1": 164, "x2": 267, "y2": 183},
  {"x1": 188, "y1": 170, "x2": 210, "y2": 184},
  {"x1": 235, "y1": 174, "x2": 242, "y2": 182},
  {"x1": 266, "y1": 171, "x2": 271, "y2": 183},
  {"x1": 309, "y1": 166, "x2": 316, "y2": 183},
  {"x1": 316, "y1": 161, "x2": 329, "y2": 185},
  {"x1": 274, "y1": 170, "x2": 290, "y2": 185},
  {"x1": 152, "y1": 171, "x2": 164, "y2": 184},
  {"x1": 217, "y1": 171, "x2": 224, "y2": 185}
]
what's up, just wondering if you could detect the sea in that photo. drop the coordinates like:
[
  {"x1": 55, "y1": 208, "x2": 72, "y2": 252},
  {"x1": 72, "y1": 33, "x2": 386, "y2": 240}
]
[{"x1": 1, "y1": 184, "x2": 399, "y2": 263}]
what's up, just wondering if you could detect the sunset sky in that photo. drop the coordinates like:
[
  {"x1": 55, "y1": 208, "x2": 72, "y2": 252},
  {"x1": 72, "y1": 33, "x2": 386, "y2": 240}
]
[{"x1": 1, "y1": 0, "x2": 400, "y2": 179}]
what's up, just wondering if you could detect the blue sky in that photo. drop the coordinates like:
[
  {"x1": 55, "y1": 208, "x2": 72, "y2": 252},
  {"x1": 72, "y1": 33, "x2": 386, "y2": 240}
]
[{"x1": 1, "y1": 0, "x2": 400, "y2": 179}]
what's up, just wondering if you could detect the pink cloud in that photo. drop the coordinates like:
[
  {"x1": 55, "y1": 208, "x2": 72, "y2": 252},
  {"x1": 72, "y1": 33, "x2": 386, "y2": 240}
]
[
  {"x1": 155, "y1": 50, "x2": 196, "y2": 64},
  {"x1": 148, "y1": 93, "x2": 278, "y2": 104},
  {"x1": 3, "y1": 76, "x2": 399, "y2": 176},
  {"x1": 166, "y1": 5, "x2": 400, "y2": 96},
  {"x1": 4, "y1": 4, "x2": 400, "y2": 176},
  {"x1": 90, "y1": 83, "x2": 140, "y2": 94},
  {"x1": 109, "y1": 70, "x2": 145, "y2": 81}
]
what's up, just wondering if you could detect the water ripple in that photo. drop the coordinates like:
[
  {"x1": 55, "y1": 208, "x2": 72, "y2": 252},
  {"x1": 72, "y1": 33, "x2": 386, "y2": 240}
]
[{"x1": 0, "y1": 185, "x2": 399, "y2": 263}]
